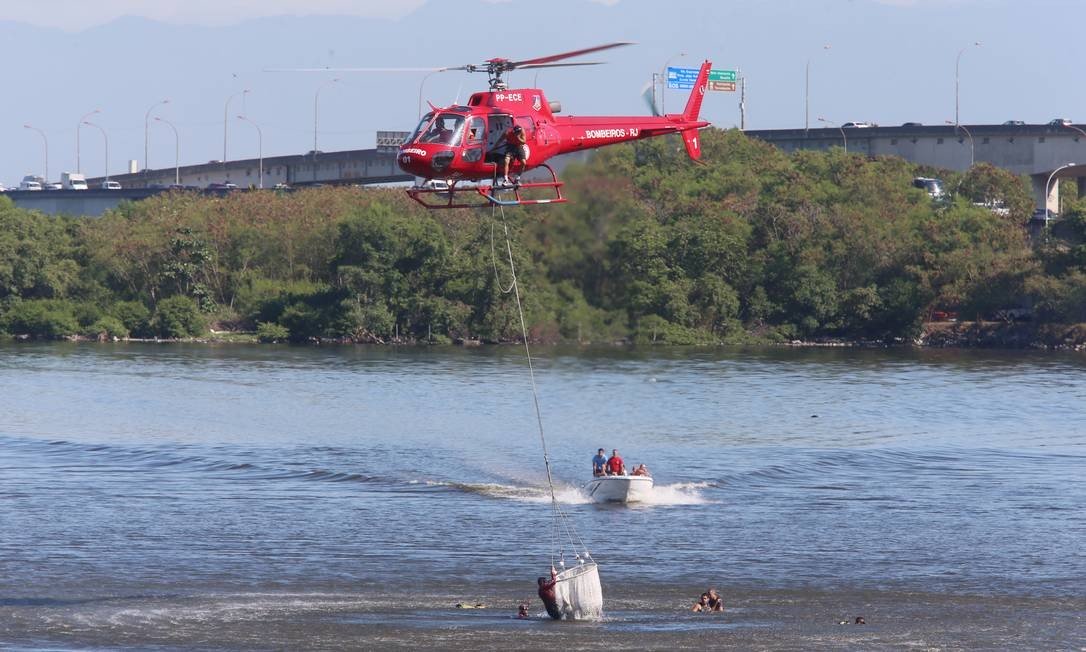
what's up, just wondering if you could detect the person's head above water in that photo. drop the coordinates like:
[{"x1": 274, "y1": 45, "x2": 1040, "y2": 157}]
[
  {"x1": 612, "y1": 449, "x2": 619, "y2": 455},
  {"x1": 598, "y1": 448, "x2": 605, "y2": 454},
  {"x1": 537, "y1": 577, "x2": 547, "y2": 586}
]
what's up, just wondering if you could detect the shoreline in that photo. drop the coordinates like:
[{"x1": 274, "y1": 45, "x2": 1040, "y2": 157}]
[{"x1": 7, "y1": 320, "x2": 1086, "y2": 351}]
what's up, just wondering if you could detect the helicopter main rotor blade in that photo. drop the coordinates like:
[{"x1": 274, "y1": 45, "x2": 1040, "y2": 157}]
[
  {"x1": 510, "y1": 42, "x2": 633, "y2": 68},
  {"x1": 264, "y1": 66, "x2": 455, "y2": 73},
  {"x1": 516, "y1": 62, "x2": 605, "y2": 70}
]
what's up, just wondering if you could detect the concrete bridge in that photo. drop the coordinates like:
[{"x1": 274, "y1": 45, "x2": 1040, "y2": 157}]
[
  {"x1": 744, "y1": 123, "x2": 1086, "y2": 213},
  {"x1": 3, "y1": 146, "x2": 413, "y2": 216},
  {"x1": 88, "y1": 146, "x2": 412, "y2": 191}
]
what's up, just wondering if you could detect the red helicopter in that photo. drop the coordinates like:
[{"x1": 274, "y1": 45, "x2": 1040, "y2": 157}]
[{"x1": 397, "y1": 43, "x2": 712, "y2": 208}]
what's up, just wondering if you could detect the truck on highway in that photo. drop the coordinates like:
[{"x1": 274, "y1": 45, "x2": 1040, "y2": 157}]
[
  {"x1": 20, "y1": 175, "x2": 44, "y2": 191},
  {"x1": 61, "y1": 172, "x2": 88, "y2": 190}
]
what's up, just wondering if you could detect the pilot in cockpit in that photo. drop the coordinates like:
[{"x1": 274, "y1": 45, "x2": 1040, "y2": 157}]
[{"x1": 422, "y1": 119, "x2": 452, "y2": 144}]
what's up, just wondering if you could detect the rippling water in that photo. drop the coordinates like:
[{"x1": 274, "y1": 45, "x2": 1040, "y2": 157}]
[{"x1": 1, "y1": 343, "x2": 1084, "y2": 650}]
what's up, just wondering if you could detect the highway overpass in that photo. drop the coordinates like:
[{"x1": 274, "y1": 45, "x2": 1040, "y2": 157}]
[
  {"x1": 3, "y1": 146, "x2": 413, "y2": 216},
  {"x1": 87, "y1": 146, "x2": 412, "y2": 191},
  {"x1": 744, "y1": 123, "x2": 1086, "y2": 212}
]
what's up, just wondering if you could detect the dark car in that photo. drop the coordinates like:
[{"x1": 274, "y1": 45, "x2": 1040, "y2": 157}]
[
  {"x1": 1003, "y1": 120, "x2": 1026, "y2": 126},
  {"x1": 207, "y1": 182, "x2": 239, "y2": 191},
  {"x1": 901, "y1": 121, "x2": 923, "y2": 127}
]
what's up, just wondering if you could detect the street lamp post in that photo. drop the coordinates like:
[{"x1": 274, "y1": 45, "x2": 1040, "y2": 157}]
[
  {"x1": 237, "y1": 115, "x2": 263, "y2": 189},
  {"x1": 154, "y1": 116, "x2": 181, "y2": 185},
  {"x1": 314, "y1": 78, "x2": 339, "y2": 182},
  {"x1": 417, "y1": 69, "x2": 446, "y2": 118},
  {"x1": 223, "y1": 89, "x2": 250, "y2": 170},
  {"x1": 1063, "y1": 123, "x2": 1086, "y2": 141},
  {"x1": 144, "y1": 99, "x2": 169, "y2": 173},
  {"x1": 805, "y1": 44, "x2": 831, "y2": 133},
  {"x1": 23, "y1": 124, "x2": 48, "y2": 181},
  {"x1": 955, "y1": 41, "x2": 981, "y2": 126},
  {"x1": 314, "y1": 78, "x2": 340, "y2": 155},
  {"x1": 946, "y1": 120, "x2": 975, "y2": 167},
  {"x1": 1045, "y1": 162, "x2": 1077, "y2": 222},
  {"x1": 76, "y1": 109, "x2": 100, "y2": 173},
  {"x1": 660, "y1": 52, "x2": 686, "y2": 115},
  {"x1": 83, "y1": 120, "x2": 109, "y2": 181},
  {"x1": 818, "y1": 116, "x2": 846, "y2": 153}
]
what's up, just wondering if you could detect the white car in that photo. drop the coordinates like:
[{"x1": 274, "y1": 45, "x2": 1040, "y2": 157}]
[
  {"x1": 44, "y1": 182, "x2": 62, "y2": 190},
  {"x1": 101, "y1": 180, "x2": 122, "y2": 190},
  {"x1": 842, "y1": 121, "x2": 875, "y2": 128},
  {"x1": 19, "y1": 180, "x2": 42, "y2": 191}
]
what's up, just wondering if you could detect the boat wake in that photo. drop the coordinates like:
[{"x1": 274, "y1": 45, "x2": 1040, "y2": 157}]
[
  {"x1": 639, "y1": 481, "x2": 715, "y2": 505},
  {"x1": 423, "y1": 479, "x2": 714, "y2": 506},
  {"x1": 420, "y1": 480, "x2": 592, "y2": 504}
]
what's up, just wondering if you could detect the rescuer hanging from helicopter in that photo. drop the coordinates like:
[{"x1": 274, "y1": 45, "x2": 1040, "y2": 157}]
[{"x1": 501, "y1": 124, "x2": 528, "y2": 186}]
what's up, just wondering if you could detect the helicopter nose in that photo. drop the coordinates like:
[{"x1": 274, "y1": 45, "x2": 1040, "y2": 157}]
[{"x1": 430, "y1": 150, "x2": 454, "y2": 173}]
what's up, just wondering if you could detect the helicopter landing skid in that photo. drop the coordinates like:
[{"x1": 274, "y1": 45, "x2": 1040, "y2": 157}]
[{"x1": 406, "y1": 165, "x2": 566, "y2": 209}]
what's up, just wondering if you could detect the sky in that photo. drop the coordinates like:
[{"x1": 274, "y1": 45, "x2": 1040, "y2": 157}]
[{"x1": 2, "y1": 0, "x2": 1085, "y2": 185}]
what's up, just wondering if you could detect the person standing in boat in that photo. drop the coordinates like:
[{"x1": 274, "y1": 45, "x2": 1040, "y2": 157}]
[
  {"x1": 537, "y1": 566, "x2": 561, "y2": 620},
  {"x1": 591, "y1": 448, "x2": 608, "y2": 477},
  {"x1": 606, "y1": 449, "x2": 626, "y2": 476}
]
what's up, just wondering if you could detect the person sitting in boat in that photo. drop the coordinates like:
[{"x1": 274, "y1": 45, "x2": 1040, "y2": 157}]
[
  {"x1": 537, "y1": 566, "x2": 561, "y2": 620},
  {"x1": 632, "y1": 463, "x2": 650, "y2": 477},
  {"x1": 606, "y1": 449, "x2": 626, "y2": 476},
  {"x1": 591, "y1": 448, "x2": 608, "y2": 477}
]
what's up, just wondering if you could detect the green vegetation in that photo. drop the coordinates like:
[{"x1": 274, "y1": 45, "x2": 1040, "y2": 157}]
[{"x1": 0, "y1": 129, "x2": 1083, "y2": 345}]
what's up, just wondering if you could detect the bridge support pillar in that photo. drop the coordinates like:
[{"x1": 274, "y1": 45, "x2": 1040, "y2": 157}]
[{"x1": 1032, "y1": 173, "x2": 1060, "y2": 215}]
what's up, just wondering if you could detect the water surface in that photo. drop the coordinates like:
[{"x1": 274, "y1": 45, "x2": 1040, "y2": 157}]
[{"x1": 1, "y1": 343, "x2": 1083, "y2": 649}]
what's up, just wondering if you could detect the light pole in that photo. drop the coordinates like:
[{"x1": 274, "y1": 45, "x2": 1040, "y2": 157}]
[
  {"x1": 154, "y1": 116, "x2": 181, "y2": 185},
  {"x1": 955, "y1": 41, "x2": 981, "y2": 126},
  {"x1": 144, "y1": 98, "x2": 169, "y2": 173},
  {"x1": 83, "y1": 120, "x2": 109, "y2": 182},
  {"x1": 660, "y1": 52, "x2": 686, "y2": 115},
  {"x1": 1063, "y1": 123, "x2": 1086, "y2": 141},
  {"x1": 314, "y1": 78, "x2": 340, "y2": 154},
  {"x1": 1045, "y1": 162, "x2": 1076, "y2": 222},
  {"x1": 76, "y1": 109, "x2": 100, "y2": 173},
  {"x1": 223, "y1": 89, "x2": 250, "y2": 169},
  {"x1": 818, "y1": 116, "x2": 846, "y2": 153},
  {"x1": 23, "y1": 124, "x2": 48, "y2": 181},
  {"x1": 237, "y1": 115, "x2": 263, "y2": 189},
  {"x1": 946, "y1": 120, "x2": 975, "y2": 167},
  {"x1": 805, "y1": 44, "x2": 831, "y2": 134},
  {"x1": 418, "y1": 69, "x2": 446, "y2": 118},
  {"x1": 313, "y1": 78, "x2": 339, "y2": 182}
]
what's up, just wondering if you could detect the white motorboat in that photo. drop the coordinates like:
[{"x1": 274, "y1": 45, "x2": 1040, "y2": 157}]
[{"x1": 583, "y1": 475, "x2": 654, "y2": 503}]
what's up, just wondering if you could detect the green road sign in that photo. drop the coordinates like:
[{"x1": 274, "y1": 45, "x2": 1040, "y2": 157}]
[{"x1": 709, "y1": 69, "x2": 737, "y2": 82}]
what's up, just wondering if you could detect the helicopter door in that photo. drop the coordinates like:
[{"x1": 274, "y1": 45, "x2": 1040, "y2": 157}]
[
  {"x1": 514, "y1": 116, "x2": 537, "y2": 160},
  {"x1": 485, "y1": 115, "x2": 513, "y2": 165},
  {"x1": 462, "y1": 116, "x2": 486, "y2": 163}
]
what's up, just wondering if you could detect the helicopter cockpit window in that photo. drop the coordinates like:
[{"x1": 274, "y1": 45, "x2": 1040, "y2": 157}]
[
  {"x1": 487, "y1": 115, "x2": 513, "y2": 152},
  {"x1": 467, "y1": 117, "x2": 485, "y2": 144},
  {"x1": 408, "y1": 113, "x2": 435, "y2": 145},
  {"x1": 420, "y1": 114, "x2": 465, "y2": 146}
]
